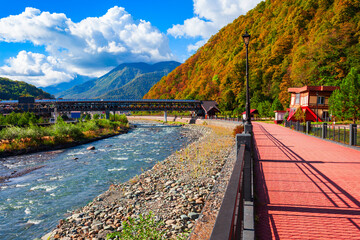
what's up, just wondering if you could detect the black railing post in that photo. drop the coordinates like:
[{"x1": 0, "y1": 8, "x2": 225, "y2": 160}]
[
  {"x1": 344, "y1": 127, "x2": 346, "y2": 143},
  {"x1": 306, "y1": 121, "x2": 311, "y2": 135},
  {"x1": 349, "y1": 124, "x2": 357, "y2": 146},
  {"x1": 322, "y1": 123, "x2": 327, "y2": 139}
]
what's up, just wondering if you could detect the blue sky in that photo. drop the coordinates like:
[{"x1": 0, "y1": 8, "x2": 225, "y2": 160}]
[{"x1": 0, "y1": 0, "x2": 262, "y2": 87}]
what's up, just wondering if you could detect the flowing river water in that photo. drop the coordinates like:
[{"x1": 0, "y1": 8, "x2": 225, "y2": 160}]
[{"x1": 0, "y1": 122, "x2": 191, "y2": 240}]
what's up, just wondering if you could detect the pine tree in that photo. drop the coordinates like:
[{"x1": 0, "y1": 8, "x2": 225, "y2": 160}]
[{"x1": 329, "y1": 68, "x2": 360, "y2": 123}]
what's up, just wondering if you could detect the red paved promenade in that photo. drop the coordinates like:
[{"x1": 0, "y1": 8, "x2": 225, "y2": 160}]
[{"x1": 253, "y1": 122, "x2": 360, "y2": 239}]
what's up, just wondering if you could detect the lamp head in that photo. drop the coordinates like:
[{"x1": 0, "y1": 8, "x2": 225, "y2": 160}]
[{"x1": 242, "y1": 31, "x2": 251, "y2": 46}]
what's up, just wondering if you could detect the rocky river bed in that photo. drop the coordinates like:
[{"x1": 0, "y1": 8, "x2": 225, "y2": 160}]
[{"x1": 44, "y1": 124, "x2": 236, "y2": 239}]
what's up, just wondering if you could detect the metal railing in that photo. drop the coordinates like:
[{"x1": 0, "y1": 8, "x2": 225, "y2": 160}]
[
  {"x1": 284, "y1": 120, "x2": 358, "y2": 147},
  {"x1": 284, "y1": 120, "x2": 306, "y2": 133},
  {"x1": 210, "y1": 144, "x2": 246, "y2": 240},
  {"x1": 207, "y1": 116, "x2": 242, "y2": 122}
]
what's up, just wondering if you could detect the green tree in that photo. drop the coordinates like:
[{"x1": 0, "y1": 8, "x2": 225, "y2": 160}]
[
  {"x1": 270, "y1": 98, "x2": 284, "y2": 117},
  {"x1": 84, "y1": 114, "x2": 91, "y2": 121},
  {"x1": 294, "y1": 107, "x2": 306, "y2": 123},
  {"x1": 93, "y1": 114, "x2": 100, "y2": 120},
  {"x1": 257, "y1": 101, "x2": 272, "y2": 118},
  {"x1": 0, "y1": 114, "x2": 5, "y2": 125},
  {"x1": 18, "y1": 115, "x2": 29, "y2": 126},
  {"x1": 329, "y1": 68, "x2": 360, "y2": 123}
]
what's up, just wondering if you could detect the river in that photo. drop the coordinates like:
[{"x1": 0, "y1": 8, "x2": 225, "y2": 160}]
[{"x1": 0, "y1": 122, "x2": 191, "y2": 240}]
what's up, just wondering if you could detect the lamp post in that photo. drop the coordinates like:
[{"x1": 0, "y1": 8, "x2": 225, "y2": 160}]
[{"x1": 242, "y1": 31, "x2": 252, "y2": 133}]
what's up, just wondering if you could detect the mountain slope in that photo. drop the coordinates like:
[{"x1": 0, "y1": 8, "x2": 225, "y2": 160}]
[
  {"x1": 145, "y1": 0, "x2": 360, "y2": 113},
  {"x1": 0, "y1": 77, "x2": 53, "y2": 100},
  {"x1": 57, "y1": 61, "x2": 180, "y2": 99},
  {"x1": 41, "y1": 75, "x2": 93, "y2": 96}
]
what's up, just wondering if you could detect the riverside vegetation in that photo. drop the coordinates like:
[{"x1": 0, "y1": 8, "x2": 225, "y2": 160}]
[
  {"x1": 46, "y1": 124, "x2": 235, "y2": 239},
  {"x1": 0, "y1": 113, "x2": 129, "y2": 155}
]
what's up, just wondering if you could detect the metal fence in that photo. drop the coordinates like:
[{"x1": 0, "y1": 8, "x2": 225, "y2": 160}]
[
  {"x1": 207, "y1": 116, "x2": 242, "y2": 122},
  {"x1": 284, "y1": 121, "x2": 358, "y2": 147},
  {"x1": 284, "y1": 120, "x2": 306, "y2": 133}
]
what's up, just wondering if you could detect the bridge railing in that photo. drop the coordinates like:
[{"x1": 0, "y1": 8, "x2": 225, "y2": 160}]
[
  {"x1": 210, "y1": 144, "x2": 246, "y2": 240},
  {"x1": 284, "y1": 120, "x2": 358, "y2": 147}
]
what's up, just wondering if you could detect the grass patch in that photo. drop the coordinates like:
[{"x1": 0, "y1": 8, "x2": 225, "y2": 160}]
[
  {"x1": 174, "y1": 125, "x2": 233, "y2": 179},
  {"x1": 106, "y1": 212, "x2": 165, "y2": 240}
]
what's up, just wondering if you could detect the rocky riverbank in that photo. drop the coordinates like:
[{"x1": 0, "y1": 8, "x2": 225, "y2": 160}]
[{"x1": 44, "y1": 124, "x2": 236, "y2": 239}]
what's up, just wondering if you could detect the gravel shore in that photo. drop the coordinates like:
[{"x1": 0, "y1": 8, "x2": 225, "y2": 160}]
[{"x1": 44, "y1": 123, "x2": 236, "y2": 239}]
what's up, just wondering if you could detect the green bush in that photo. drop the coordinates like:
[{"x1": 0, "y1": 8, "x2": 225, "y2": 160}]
[
  {"x1": 0, "y1": 112, "x2": 40, "y2": 126},
  {"x1": 79, "y1": 120, "x2": 99, "y2": 132},
  {"x1": 106, "y1": 212, "x2": 166, "y2": 240},
  {"x1": 0, "y1": 115, "x2": 128, "y2": 144},
  {"x1": 0, "y1": 126, "x2": 23, "y2": 140}
]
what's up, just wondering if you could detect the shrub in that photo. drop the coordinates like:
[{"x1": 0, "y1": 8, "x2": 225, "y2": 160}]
[
  {"x1": 232, "y1": 125, "x2": 244, "y2": 137},
  {"x1": 80, "y1": 121, "x2": 99, "y2": 132},
  {"x1": 117, "y1": 114, "x2": 128, "y2": 124},
  {"x1": 0, "y1": 126, "x2": 23, "y2": 140},
  {"x1": 84, "y1": 114, "x2": 91, "y2": 121}
]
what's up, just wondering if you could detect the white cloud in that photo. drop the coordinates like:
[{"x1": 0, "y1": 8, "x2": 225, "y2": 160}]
[
  {"x1": 168, "y1": 0, "x2": 263, "y2": 51},
  {"x1": 0, "y1": 7, "x2": 174, "y2": 87},
  {"x1": 0, "y1": 51, "x2": 74, "y2": 86},
  {"x1": 187, "y1": 39, "x2": 208, "y2": 52}
]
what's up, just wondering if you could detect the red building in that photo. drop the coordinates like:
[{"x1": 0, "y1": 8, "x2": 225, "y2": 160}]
[{"x1": 287, "y1": 86, "x2": 339, "y2": 122}]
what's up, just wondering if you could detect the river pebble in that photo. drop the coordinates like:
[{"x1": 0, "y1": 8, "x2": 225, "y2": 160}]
[{"x1": 45, "y1": 124, "x2": 234, "y2": 239}]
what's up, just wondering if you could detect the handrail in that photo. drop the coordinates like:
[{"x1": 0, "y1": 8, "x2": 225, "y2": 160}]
[{"x1": 210, "y1": 144, "x2": 246, "y2": 240}]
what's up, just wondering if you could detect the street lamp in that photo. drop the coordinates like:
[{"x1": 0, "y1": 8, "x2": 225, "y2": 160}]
[{"x1": 242, "y1": 31, "x2": 252, "y2": 133}]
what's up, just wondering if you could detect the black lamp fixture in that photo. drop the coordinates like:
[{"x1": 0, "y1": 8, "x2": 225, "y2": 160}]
[
  {"x1": 242, "y1": 31, "x2": 251, "y2": 46},
  {"x1": 242, "y1": 31, "x2": 252, "y2": 133}
]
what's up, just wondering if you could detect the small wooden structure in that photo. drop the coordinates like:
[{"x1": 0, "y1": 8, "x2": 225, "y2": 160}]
[
  {"x1": 242, "y1": 109, "x2": 258, "y2": 120},
  {"x1": 201, "y1": 101, "x2": 220, "y2": 118},
  {"x1": 274, "y1": 110, "x2": 286, "y2": 124}
]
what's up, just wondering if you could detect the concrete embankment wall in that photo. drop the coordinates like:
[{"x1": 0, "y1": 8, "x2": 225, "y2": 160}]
[{"x1": 127, "y1": 116, "x2": 241, "y2": 129}]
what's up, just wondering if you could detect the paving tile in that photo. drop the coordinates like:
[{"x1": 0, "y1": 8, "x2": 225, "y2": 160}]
[{"x1": 253, "y1": 122, "x2": 360, "y2": 239}]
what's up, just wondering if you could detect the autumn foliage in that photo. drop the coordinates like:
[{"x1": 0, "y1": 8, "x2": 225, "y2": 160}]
[{"x1": 144, "y1": 0, "x2": 360, "y2": 115}]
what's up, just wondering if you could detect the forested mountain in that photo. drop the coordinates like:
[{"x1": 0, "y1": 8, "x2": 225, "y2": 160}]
[
  {"x1": 0, "y1": 77, "x2": 53, "y2": 100},
  {"x1": 145, "y1": 0, "x2": 360, "y2": 115},
  {"x1": 57, "y1": 61, "x2": 180, "y2": 99}
]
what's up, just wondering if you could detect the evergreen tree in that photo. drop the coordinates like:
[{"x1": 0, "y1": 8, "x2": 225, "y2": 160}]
[{"x1": 329, "y1": 68, "x2": 360, "y2": 123}]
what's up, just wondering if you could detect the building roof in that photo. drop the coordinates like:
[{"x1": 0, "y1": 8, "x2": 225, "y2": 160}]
[
  {"x1": 288, "y1": 85, "x2": 339, "y2": 93},
  {"x1": 201, "y1": 101, "x2": 220, "y2": 114},
  {"x1": 242, "y1": 109, "x2": 258, "y2": 115}
]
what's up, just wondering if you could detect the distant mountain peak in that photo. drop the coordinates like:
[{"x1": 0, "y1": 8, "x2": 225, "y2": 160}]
[{"x1": 57, "y1": 61, "x2": 180, "y2": 99}]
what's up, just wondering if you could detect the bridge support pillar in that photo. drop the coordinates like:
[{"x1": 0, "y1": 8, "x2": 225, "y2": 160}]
[
  {"x1": 164, "y1": 111, "x2": 168, "y2": 123},
  {"x1": 53, "y1": 108, "x2": 58, "y2": 123},
  {"x1": 105, "y1": 111, "x2": 110, "y2": 120}
]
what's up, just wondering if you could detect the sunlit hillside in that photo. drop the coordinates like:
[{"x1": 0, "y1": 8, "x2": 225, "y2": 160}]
[{"x1": 145, "y1": 0, "x2": 360, "y2": 114}]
